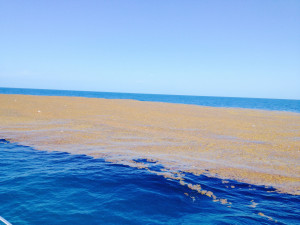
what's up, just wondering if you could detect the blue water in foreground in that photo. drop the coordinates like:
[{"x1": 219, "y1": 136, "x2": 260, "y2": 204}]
[
  {"x1": 1, "y1": 88, "x2": 300, "y2": 224},
  {"x1": 0, "y1": 140, "x2": 299, "y2": 225},
  {"x1": 1, "y1": 87, "x2": 300, "y2": 113}
]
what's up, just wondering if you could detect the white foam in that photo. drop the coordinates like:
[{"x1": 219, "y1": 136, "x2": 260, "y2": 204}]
[{"x1": 0, "y1": 216, "x2": 12, "y2": 225}]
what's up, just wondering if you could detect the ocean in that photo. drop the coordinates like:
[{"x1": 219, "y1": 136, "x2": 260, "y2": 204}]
[
  {"x1": 0, "y1": 87, "x2": 300, "y2": 224},
  {"x1": 0, "y1": 87, "x2": 299, "y2": 113}
]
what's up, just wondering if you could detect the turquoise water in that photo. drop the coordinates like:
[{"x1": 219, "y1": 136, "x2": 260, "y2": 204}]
[
  {"x1": 1, "y1": 140, "x2": 299, "y2": 225},
  {"x1": 0, "y1": 87, "x2": 300, "y2": 112},
  {"x1": 1, "y1": 88, "x2": 300, "y2": 224}
]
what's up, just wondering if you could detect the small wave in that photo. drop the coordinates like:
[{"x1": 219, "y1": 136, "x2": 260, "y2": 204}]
[{"x1": 0, "y1": 141, "x2": 299, "y2": 224}]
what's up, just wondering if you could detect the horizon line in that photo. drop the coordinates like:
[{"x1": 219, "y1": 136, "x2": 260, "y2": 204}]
[{"x1": 0, "y1": 86, "x2": 299, "y2": 101}]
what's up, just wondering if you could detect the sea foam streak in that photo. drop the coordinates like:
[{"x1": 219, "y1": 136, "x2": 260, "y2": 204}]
[{"x1": 0, "y1": 94, "x2": 299, "y2": 196}]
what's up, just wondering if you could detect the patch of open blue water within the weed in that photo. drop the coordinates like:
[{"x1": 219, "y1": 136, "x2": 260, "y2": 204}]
[{"x1": 0, "y1": 139, "x2": 299, "y2": 225}]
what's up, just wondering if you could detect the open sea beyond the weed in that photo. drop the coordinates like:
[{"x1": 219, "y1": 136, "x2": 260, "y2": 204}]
[
  {"x1": 0, "y1": 87, "x2": 300, "y2": 113},
  {"x1": 0, "y1": 87, "x2": 300, "y2": 224}
]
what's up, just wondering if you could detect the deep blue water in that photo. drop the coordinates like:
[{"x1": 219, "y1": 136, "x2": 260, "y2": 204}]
[
  {"x1": 1, "y1": 87, "x2": 299, "y2": 113},
  {"x1": 1, "y1": 88, "x2": 300, "y2": 224},
  {"x1": 1, "y1": 140, "x2": 299, "y2": 225}
]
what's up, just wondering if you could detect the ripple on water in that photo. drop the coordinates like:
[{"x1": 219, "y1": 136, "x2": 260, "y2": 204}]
[{"x1": 0, "y1": 140, "x2": 299, "y2": 225}]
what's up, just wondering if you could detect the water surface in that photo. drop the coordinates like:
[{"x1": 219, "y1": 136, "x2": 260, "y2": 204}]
[
  {"x1": 1, "y1": 87, "x2": 299, "y2": 113},
  {"x1": 1, "y1": 140, "x2": 299, "y2": 224},
  {"x1": 1, "y1": 88, "x2": 300, "y2": 224}
]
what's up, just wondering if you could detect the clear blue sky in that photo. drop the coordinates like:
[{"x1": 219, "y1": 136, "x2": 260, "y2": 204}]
[{"x1": 1, "y1": 0, "x2": 299, "y2": 99}]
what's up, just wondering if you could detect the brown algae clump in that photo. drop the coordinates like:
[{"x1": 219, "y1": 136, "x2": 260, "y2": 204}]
[{"x1": 0, "y1": 94, "x2": 300, "y2": 195}]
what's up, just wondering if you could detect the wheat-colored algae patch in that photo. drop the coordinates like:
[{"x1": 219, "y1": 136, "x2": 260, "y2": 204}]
[
  {"x1": 258, "y1": 212, "x2": 276, "y2": 222},
  {"x1": 0, "y1": 94, "x2": 300, "y2": 195}
]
